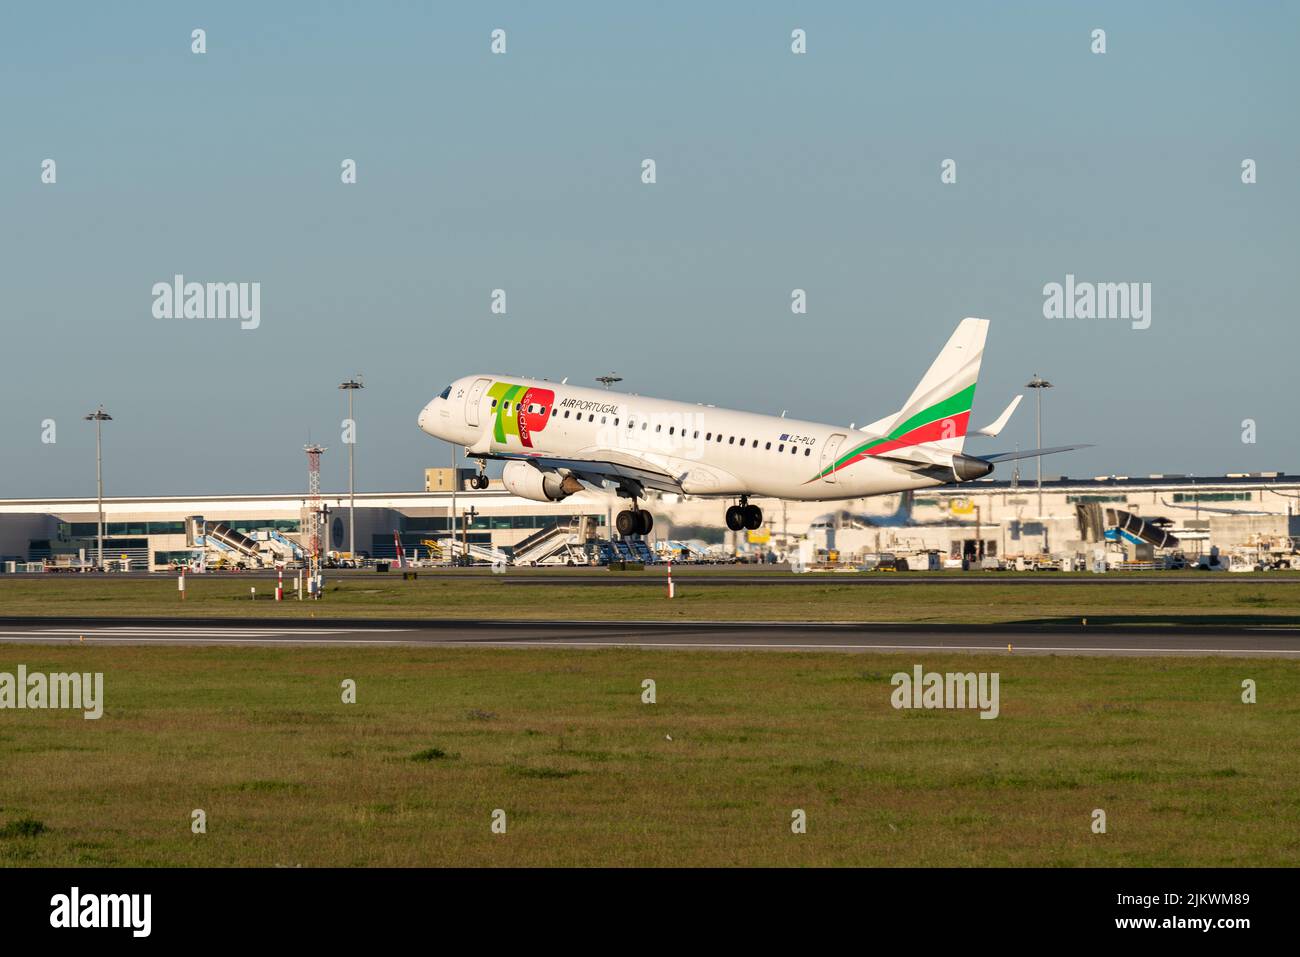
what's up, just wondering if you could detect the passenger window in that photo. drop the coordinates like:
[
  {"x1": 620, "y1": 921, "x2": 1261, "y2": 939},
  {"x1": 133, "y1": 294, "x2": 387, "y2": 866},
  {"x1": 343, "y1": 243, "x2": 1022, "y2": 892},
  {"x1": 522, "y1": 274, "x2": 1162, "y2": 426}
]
[
  {"x1": 491, "y1": 399, "x2": 498, "y2": 408},
  {"x1": 706, "y1": 432, "x2": 712, "y2": 440},
  {"x1": 728, "y1": 436, "x2": 735, "y2": 445},
  {"x1": 739, "y1": 438, "x2": 745, "y2": 446},
  {"x1": 656, "y1": 424, "x2": 662, "y2": 432},
  {"x1": 614, "y1": 418, "x2": 619, "y2": 426},
  {"x1": 805, "y1": 448, "x2": 811, "y2": 456},
  {"x1": 778, "y1": 444, "x2": 784, "y2": 452},
  {"x1": 564, "y1": 410, "x2": 570, "y2": 418},
  {"x1": 693, "y1": 431, "x2": 699, "y2": 439},
  {"x1": 669, "y1": 427, "x2": 675, "y2": 435}
]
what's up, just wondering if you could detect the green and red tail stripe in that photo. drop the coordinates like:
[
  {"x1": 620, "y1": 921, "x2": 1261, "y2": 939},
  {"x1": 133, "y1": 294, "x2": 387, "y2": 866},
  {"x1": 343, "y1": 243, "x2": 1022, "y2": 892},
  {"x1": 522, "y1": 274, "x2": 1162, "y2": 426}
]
[{"x1": 805, "y1": 383, "x2": 976, "y2": 483}]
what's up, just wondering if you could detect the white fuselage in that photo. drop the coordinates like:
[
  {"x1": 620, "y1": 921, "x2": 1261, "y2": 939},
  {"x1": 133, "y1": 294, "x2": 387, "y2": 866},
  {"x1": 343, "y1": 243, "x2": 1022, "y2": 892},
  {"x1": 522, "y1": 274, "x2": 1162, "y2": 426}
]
[{"x1": 419, "y1": 375, "x2": 951, "y2": 502}]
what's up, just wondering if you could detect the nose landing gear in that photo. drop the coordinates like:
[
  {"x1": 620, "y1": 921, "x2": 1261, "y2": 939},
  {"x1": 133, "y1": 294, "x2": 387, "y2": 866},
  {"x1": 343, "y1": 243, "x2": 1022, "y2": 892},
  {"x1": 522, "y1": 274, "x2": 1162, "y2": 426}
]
[{"x1": 726, "y1": 497, "x2": 763, "y2": 531}]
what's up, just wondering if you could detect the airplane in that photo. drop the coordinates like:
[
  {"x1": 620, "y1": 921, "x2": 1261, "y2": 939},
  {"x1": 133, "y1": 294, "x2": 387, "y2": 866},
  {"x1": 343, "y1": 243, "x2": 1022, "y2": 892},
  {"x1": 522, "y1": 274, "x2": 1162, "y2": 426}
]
[{"x1": 417, "y1": 318, "x2": 1086, "y2": 537}]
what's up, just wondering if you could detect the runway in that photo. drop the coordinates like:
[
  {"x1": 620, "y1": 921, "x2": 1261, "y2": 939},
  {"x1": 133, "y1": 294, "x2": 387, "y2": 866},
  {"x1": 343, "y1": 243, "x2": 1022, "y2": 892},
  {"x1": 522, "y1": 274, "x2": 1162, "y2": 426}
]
[{"x1": 0, "y1": 617, "x2": 1298, "y2": 656}]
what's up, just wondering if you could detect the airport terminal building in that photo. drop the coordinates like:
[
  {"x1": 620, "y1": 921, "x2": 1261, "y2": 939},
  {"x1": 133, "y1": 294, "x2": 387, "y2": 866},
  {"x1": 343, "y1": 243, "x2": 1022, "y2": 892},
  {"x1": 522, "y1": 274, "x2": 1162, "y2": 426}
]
[{"x1": 1, "y1": 469, "x2": 1297, "y2": 571}]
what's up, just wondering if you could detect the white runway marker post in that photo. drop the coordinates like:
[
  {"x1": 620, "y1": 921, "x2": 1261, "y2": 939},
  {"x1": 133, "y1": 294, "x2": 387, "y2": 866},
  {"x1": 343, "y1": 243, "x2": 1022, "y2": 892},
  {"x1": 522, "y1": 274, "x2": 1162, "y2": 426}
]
[
  {"x1": 178, "y1": 568, "x2": 185, "y2": 601},
  {"x1": 666, "y1": 559, "x2": 675, "y2": 599},
  {"x1": 276, "y1": 568, "x2": 283, "y2": 602}
]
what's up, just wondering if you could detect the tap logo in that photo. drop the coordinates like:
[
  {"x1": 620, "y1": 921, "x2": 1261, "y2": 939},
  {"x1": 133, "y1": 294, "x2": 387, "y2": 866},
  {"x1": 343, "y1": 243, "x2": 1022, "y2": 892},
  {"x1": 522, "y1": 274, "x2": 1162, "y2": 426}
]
[{"x1": 487, "y1": 382, "x2": 555, "y2": 448}]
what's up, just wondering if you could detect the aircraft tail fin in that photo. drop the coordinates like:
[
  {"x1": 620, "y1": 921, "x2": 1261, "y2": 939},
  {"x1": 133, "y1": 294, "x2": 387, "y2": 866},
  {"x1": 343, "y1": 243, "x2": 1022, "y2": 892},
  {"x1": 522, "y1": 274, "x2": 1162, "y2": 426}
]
[{"x1": 861, "y1": 317, "x2": 988, "y2": 457}]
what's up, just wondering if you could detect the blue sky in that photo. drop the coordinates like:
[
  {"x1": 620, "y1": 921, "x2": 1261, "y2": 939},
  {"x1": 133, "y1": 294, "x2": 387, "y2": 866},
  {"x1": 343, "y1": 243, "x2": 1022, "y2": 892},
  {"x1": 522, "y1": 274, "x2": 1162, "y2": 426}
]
[{"x1": 2, "y1": 2, "x2": 1297, "y2": 496}]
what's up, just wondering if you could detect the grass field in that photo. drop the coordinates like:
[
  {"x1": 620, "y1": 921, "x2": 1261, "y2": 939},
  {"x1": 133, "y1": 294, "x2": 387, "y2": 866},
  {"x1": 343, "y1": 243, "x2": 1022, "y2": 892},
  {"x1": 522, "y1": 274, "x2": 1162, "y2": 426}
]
[
  {"x1": 2, "y1": 571, "x2": 1300, "y2": 625},
  {"x1": 1, "y1": 644, "x2": 1297, "y2": 866}
]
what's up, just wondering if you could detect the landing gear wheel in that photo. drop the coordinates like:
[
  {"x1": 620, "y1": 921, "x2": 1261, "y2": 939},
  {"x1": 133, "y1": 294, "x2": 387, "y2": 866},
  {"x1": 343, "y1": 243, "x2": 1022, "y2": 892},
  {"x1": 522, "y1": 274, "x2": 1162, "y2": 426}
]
[
  {"x1": 617, "y1": 509, "x2": 654, "y2": 536},
  {"x1": 742, "y1": 505, "x2": 763, "y2": 530},
  {"x1": 471, "y1": 474, "x2": 488, "y2": 490},
  {"x1": 725, "y1": 505, "x2": 745, "y2": 531}
]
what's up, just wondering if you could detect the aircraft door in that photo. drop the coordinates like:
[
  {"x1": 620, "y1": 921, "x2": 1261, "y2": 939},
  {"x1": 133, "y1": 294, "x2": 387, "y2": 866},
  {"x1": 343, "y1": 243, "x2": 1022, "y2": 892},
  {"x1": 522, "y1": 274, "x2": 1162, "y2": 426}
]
[
  {"x1": 820, "y1": 433, "x2": 847, "y2": 484},
  {"x1": 465, "y1": 377, "x2": 491, "y2": 427}
]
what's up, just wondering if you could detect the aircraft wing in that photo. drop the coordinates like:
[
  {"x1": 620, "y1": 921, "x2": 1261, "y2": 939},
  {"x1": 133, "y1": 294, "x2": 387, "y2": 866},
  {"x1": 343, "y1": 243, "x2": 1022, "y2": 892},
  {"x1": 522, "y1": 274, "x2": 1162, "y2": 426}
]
[{"x1": 478, "y1": 450, "x2": 686, "y2": 495}]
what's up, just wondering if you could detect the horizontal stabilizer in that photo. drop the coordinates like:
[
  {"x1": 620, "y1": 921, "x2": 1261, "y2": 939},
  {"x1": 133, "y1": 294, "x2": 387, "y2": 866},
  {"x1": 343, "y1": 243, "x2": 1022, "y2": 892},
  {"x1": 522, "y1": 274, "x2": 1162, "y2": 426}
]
[{"x1": 980, "y1": 444, "x2": 1091, "y2": 463}]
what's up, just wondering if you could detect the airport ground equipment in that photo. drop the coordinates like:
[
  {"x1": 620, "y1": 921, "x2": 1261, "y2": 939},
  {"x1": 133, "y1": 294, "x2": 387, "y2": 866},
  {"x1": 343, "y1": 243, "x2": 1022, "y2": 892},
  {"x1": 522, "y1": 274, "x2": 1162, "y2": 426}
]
[
  {"x1": 510, "y1": 517, "x2": 597, "y2": 566},
  {"x1": 253, "y1": 528, "x2": 305, "y2": 562},
  {"x1": 609, "y1": 537, "x2": 656, "y2": 564},
  {"x1": 435, "y1": 537, "x2": 506, "y2": 565},
  {"x1": 655, "y1": 540, "x2": 710, "y2": 562}
]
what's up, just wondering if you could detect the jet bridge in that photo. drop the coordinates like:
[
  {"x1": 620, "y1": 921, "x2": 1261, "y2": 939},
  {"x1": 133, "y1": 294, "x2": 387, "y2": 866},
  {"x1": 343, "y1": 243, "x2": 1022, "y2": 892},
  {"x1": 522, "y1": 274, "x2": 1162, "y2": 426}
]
[{"x1": 1076, "y1": 503, "x2": 1180, "y2": 552}]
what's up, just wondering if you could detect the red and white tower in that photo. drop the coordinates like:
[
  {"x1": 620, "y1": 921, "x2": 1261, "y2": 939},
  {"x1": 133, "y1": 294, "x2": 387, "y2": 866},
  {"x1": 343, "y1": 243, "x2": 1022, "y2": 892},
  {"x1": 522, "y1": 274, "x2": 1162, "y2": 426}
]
[{"x1": 304, "y1": 444, "x2": 327, "y2": 562}]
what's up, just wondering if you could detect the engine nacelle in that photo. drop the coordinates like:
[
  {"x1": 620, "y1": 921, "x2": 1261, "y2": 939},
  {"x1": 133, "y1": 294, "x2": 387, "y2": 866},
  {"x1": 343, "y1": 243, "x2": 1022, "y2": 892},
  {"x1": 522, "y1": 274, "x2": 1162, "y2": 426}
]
[
  {"x1": 501, "y1": 461, "x2": 580, "y2": 502},
  {"x1": 951, "y1": 454, "x2": 995, "y2": 482}
]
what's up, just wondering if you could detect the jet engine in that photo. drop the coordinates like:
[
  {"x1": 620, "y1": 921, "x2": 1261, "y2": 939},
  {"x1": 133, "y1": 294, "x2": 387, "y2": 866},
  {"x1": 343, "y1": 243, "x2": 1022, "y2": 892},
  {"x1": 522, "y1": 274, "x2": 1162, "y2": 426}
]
[
  {"x1": 501, "y1": 461, "x2": 582, "y2": 502},
  {"x1": 950, "y1": 454, "x2": 995, "y2": 482}
]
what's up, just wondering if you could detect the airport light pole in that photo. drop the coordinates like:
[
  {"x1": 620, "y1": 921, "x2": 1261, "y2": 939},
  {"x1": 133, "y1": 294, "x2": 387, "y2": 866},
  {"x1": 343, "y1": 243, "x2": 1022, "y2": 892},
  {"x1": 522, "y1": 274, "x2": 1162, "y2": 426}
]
[
  {"x1": 84, "y1": 406, "x2": 112, "y2": 569},
  {"x1": 463, "y1": 505, "x2": 478, "y2": 562},
  {"x1": 339, "y1": 376, "x2": 364, "y2": 561},
  {"x1": 1026, "y1": 374, "x2": 1053, "y2": 517}
]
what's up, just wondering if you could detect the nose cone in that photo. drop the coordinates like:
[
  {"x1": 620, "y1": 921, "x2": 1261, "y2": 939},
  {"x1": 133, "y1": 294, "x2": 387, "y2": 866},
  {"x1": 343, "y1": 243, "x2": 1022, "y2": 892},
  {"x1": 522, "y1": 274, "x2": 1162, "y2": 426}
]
[{"x1": 417, "y1": 399, "x2": 437, "y2": 434}]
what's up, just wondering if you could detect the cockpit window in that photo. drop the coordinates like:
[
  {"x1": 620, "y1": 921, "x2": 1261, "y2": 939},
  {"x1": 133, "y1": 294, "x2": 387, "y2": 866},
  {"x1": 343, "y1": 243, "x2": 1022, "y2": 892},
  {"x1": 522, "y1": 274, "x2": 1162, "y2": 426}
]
[{"x1": 438, "y1": 385, "x2": 451, "y2": 399}]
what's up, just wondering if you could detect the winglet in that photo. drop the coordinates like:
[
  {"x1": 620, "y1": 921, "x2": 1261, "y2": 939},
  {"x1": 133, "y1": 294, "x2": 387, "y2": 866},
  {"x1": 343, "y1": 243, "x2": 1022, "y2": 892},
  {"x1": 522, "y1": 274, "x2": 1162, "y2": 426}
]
[{"x1": 973, "y1": 394, "x2": 1022, "y2": 437}]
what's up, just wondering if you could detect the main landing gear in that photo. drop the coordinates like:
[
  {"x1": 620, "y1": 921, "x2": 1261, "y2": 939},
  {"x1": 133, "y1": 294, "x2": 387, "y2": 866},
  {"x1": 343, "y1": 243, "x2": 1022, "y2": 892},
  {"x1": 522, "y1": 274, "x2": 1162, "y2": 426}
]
[
  {"x1": 615, "y1": 503, "x2": 654, "y2": 537},
  {"x1": 726, "y1": 497, "x2": 763, "y2": 532},
  {"x1": 470, "y1": 458, "x2": 489, "y2": 490}
]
